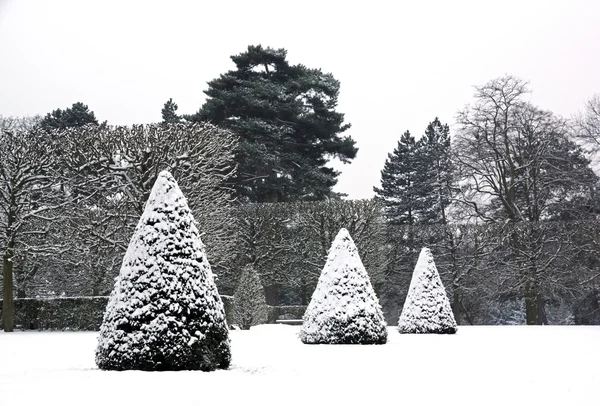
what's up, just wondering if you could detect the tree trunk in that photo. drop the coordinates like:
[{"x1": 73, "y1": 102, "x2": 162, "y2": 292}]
[
  {"x1": 264, "y1": 284, "x2": 280, "y2": 306},
  {"x1": 300, "y1": 275, "x2": 308, "y2": 306},
  {"x1": 452, "y1": 289, "x2": 461, "y2": 325},
  {"x1": 524, "y1": 282, "x2": 546, "y2": 325},
  {"x1": 2, "y1": 246, "x2": 14, "y2": 332}
]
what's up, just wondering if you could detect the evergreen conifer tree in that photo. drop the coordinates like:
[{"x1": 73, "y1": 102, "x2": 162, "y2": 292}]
[
  {"x1": 300, "y1": 228, "x2": 387, "y2": 344},
  {"x1": 415, "y1": 118, "x2": 452, "y2": 224},
  {"x1": 95, "y1": 171, "x2": 231, "y2": 371},
  {"x1": 193, "y1": 45, "x2": 357, "y2": 203},
  {"x1": 398, "y1": 247, "x2": 457, "y2": 334},
  {"x1": 374, "y1": 131, "x2": 419, "y2": 225},
  {"x1": 161, "y1": 98, "x2": 181, "y2": 124},
  {"x1": 233, "y1": 264, "x2": 268, "y2": 330},
  {"x1": 40, "y1": 102, "x2": 101, "y2": 130}
]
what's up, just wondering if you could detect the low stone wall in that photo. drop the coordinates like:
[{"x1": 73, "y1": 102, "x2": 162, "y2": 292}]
[
  {"x1": 0, "y1": 295, "x2": 304, "y2": 331},
  {"x1": 267, "y1": 305, "x2": 307, "y2": 323}
]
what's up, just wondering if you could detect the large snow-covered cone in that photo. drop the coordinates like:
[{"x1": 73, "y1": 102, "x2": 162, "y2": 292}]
[
  {"x1": 398, "y1": 247, "x2": 457, "y2": 334},
  {"x1": 95, "y1": 171, "x2": 231, "y2": 371},
  {"x1": 300, "y1": 228, "x2": 387, "y2": 344}
]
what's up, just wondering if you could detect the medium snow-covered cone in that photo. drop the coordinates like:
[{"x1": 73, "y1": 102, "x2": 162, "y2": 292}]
[
  {"x1": 398, "y1": 248, "x2": 457, "y2": 334},
  {"x1": 300, "y1": 228, "x2": 387, "y2": 344},
  {"x1": 95, "y1": 171, "x2": 231, "y2": 371}
]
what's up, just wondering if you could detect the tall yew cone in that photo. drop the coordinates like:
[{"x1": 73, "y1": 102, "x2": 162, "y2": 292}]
[{"x1": 95, "y1": 171, "x2": 231, "y2": 371}]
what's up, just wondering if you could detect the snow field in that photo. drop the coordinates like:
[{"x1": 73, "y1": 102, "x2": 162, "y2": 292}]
[{"x1": 1, "y1": 325, "x2": 599, "y2": 406}]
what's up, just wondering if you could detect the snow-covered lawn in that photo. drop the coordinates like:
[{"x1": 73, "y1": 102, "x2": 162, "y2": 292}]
[{"x1": 1, "y1": 325, "x2": 598, "y2": 405}]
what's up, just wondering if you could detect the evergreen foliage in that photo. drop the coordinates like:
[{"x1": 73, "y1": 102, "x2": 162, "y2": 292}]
[
  {"x1": 398, "y1": 247, "x2": 457, "y2": 334},
  {"x1": 95, "y1": 171, "x2": 231, "y2": 371},
  {"x1": 161, "y1": 98, "x2": 181, "y2": 124},
  {"x1": 374, "y1": 130, "x2": 419, "y2": 225},
  {"x1": 40, "y1": 102, "x2": 101, "y2": 130},
  {"x1": 415, "y1": 118, "x2": 452, "y2": 224},
  {"x1": 233, "y1": 264, "x2": 268, "y2": 330},
  {"x1": 374, "y1": 118, "x2": 453, "y2": 225},
  {"x1": 193, "y1": 45, "x2": 357, "y2": 203},
  {"x1": 300, "y1": 228, "x2": 387, "y2": 344}
]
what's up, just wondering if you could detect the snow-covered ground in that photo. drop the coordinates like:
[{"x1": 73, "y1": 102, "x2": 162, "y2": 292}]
[{"x1": 1, "y1": 325, "x2": 598, "y2": 405}]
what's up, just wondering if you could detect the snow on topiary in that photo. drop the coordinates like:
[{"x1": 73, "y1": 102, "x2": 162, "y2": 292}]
[
  {"x1": 95, "y1": 170, "x2": 231, "y2": 371},
  {"x1": 299, "y1": 228, "x2": 387, "y2": 344},
  {"x1": 233, "y1": 264, "x2": 268, "y2": 330},
  {"x1": 398, "y1": 247, "x2": 457, "y2": 334}
]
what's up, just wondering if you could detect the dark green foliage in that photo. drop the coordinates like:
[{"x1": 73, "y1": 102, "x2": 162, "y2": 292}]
[
  {"x1": 414, "y1": 118, "x2": 452, "y2": 224},
  {"x1": 161, "y1": 98, "x2": 181, "y2": 124},
  {"x1": 193, "y1": 45, "x2": 357, "y2": 203},
  {"x1": 375, "y1": 119, "x2": 453, "y2": 226},
  {"x1": 233, "y1": 265, "x2": 268, "y2": 329},
  {"x1": 0, "y1": 296, "x2": 108, "y2": 330},
  {"x1": 574, "y1": 289, "x2": 600, "y2": 325},
  {"x1": 40, "y1": 102, "x2": 102, "y2": 130},
  {"x1": 374, "y1": 130, "x2": 419, "y2": 225}
]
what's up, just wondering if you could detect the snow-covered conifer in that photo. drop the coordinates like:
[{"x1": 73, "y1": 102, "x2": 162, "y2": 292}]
[
  {"x1": 95, "y1": 171, "x2": 231, "y2": 371},
  {"x1": 398, "y1": 247, "x2": 457, "y2": 334},
  {"x1": 233, "y1": 264, "x2": 268, "y2": 330},
  {"x1": 300, "y1": 228, "x2": 387, "y2": 344}
]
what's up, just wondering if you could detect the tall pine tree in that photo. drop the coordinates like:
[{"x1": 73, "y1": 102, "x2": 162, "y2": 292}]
[
  {"x1": 192, "y1": 45, "x2": 357, "y2": 203},
  {"x1": 414, "y1": 118, "x2": 452, "y2": 224},
  {"x1": 374, "y1": 131, "x2": 419, "y2": 225}
]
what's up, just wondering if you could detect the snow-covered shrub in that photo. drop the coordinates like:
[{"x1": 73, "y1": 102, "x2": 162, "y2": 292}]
[
  {"x1": 233, "y1": 265, "x2": 268, "y2": 330},
  {"x1": 95, "y1": 171, "x2": 231, "y2": 371},
  {"x1": 299, "y1": 228, "x2": 387, "y2": 344},
  {"x1": 398, "y1": 247, "x2": 457, "y2": 334}
]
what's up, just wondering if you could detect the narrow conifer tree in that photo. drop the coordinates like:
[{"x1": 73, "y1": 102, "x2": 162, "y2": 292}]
[
  {"x1": 233, "y1": 264, "x2": 268, "y2": 330},
  {"x1": 415, "y1": 118, "x2": 452, "y2": 224},
  {"x1": 300, "y1": 228, "x2": 387, "y2": 344},
  {"x1": 398, "y1": 247, "x2": 457, "y2": 334},
  {"x1": 95, "y1": 171, "x2": 231, "y2": 371},
  {"x1": 374, "y1": 131, "x2": 419, "y2": 225}
]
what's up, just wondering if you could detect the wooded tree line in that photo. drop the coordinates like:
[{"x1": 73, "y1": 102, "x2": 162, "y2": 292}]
[{"x1": 1, "y1": 45, "x2": 600, "y2": 329}]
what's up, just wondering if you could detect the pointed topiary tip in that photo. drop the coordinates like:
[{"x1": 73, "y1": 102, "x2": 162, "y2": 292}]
[
  {"x1": 335, "y1": 227, "x2": 351, "y2": 240},
  {"x1": 157, "y1": 170, "x2": 174, "y2": 180}
]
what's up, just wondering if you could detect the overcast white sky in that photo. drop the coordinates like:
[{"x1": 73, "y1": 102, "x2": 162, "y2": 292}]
[{"x1": 1, "y1": 0, "x2": 599, "y2": 199}]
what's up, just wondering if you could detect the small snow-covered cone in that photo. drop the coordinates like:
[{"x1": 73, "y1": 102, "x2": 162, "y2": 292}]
[
  {"x1": 95, "y1": 171, "x2": 231, "y2": 371},
  {"x1": 233, "y1": 264, "x2": 268, "y2": 330},
  {"x1": 398, "y1": 247, "x2": 457, "y2": 334},
  {"x1": 300, "y1": 228, "x2": 387, "y2": 344}
]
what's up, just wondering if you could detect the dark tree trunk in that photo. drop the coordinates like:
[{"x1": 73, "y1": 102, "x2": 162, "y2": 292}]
[
  {"x1": 264, "y1": 284, "x2": 280, "y2": 306},
  {"x1": 2, "y1": 246, "x2": 15, "y2": 332},
  {"x1": 452, "y1": 289, "x2": 461, "y2": 325}
]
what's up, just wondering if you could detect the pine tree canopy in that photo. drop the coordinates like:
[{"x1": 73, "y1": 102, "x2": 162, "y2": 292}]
[
  {"x1": 374, "y1": 118, "x2": 453, "y2": 225},
  {"x1": 414, "y1": 117, "x2": 452, "y2": 224},
  {"x1": 192, "y1": 45, "x2": 357, "y2": 203},
  {"x1": 40, "y1": 102, "x2": 101, "y2": 130},
  {"x1": 161, "y1": 98, "x2": 181, "y2": 124},
  {"x1": 374, "y1": 130, "x2": 418, "y2": 225}
]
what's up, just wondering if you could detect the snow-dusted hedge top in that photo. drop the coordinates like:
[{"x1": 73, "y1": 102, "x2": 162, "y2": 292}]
[
  {"x1": 398, "y1": 247, "x2": 457, "y2": 334},
  {"x1": 95, "y1": 171, "x2": 231, "y2": 371},
  {"x1": 300, "y1": 228, "x2": 387, "y2": 344}
]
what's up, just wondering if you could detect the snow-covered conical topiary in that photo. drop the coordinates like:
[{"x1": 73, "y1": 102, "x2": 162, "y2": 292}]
[
  {"x1": 95, "y1": 171, "x2": 231, "y2": 371},
  {"x1": 300, "y1": 228, "x2": 387, "y2": 344},
  {"x1": 398, "y1": 247, "x2": 457, "y2": 334},
  {"x1": 233, "y1": 264, "x2": 268, "y2": 330}
]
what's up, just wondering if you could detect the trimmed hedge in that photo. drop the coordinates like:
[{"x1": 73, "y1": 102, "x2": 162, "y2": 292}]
[
  {"x1": 0, "y1": 295, "x2": 304, "y2": 331},
  {"x1": 0, "y1": 296, "x2": 108, "y2": 330}
]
